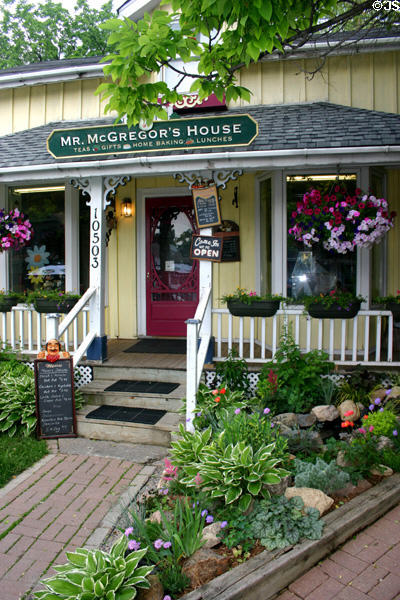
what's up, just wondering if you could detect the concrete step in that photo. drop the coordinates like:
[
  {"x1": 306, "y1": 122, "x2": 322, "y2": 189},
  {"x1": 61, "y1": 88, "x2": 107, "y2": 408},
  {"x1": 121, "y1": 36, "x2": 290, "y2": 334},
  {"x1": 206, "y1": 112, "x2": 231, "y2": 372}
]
[
  {"x1": 76, "y1": 405, "x2": 182, "y2": 447},
  {"x1": 92, "y1": 365, "x2": 186, "y2": 384},
  {"x1": 80, "y1": 379, "x2": 185, "y2": 412}
]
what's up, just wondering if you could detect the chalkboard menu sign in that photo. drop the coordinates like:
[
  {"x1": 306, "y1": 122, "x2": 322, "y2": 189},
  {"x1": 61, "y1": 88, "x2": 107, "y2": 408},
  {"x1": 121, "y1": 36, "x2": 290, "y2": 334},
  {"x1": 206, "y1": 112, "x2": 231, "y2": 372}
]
[
  {"x1": 190, "y1": 235, "x2": 223, "y2": 262},
  {"x1": 34, "y1": 358, "x2": 77, "y2": 439},
  {"x1": 214, "y1": 231, "x2": 241, "y2": 262},
  {"x1": 192, "y1": 183, "x2": 222, "y2": 229}
]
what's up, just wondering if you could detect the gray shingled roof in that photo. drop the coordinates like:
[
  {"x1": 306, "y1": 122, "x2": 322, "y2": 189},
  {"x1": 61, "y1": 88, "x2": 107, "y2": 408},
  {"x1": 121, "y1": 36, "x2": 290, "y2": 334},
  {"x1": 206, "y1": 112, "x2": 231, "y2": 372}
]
[{"x1": 1, "y1": 102, "x2": 400, "y2": 169}]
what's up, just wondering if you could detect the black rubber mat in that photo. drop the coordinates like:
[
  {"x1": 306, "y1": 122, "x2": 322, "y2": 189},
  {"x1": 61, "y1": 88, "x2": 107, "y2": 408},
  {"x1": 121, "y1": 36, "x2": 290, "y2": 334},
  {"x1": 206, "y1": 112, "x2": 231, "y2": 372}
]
[
  {"x1": 124, "y1": 339, "x2": 186, "y2": 354},
  {"x1": 104, "y1": 380, "x2": 179, "y2": 394},
  {"x1": 85, "y1": 405, "x2": 166, "y2": 424}
]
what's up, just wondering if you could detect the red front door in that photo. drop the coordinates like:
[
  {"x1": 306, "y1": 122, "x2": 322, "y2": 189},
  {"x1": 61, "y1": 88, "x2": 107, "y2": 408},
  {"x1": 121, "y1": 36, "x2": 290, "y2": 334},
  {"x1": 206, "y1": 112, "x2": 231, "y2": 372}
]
[{"x1": 146, "y1": 196, "x2": 199, "y2": 336}]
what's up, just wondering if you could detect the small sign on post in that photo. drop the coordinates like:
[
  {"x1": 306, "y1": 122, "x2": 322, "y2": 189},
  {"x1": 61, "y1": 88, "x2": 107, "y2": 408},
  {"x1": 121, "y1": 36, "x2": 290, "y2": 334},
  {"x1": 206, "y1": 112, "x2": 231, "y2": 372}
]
[
  {"x1": 192, "y1": 183, "x2": 222, "y2": 229},
  {"x1": 34, "y1": 358, "x2": 77, "y2": 439},
  {"x1": 190, "y1": 235, "x2": 223, "y2": 262}
]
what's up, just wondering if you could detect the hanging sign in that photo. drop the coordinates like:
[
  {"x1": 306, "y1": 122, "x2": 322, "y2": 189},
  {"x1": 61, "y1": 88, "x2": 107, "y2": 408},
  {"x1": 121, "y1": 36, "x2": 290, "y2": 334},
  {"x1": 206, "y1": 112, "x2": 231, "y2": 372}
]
[
  {"x1": 47, "y1": 114, "x2": 258, "y2": 159},
  {"x1": 34, "y1": 358, "x2": 77, "y2": 439},
  {"x1": 192, "y1": 183, "x2": 222, "y2": 229},
  {"x1": 190, "y1": 235, "x2": 223, "y2": 262}
]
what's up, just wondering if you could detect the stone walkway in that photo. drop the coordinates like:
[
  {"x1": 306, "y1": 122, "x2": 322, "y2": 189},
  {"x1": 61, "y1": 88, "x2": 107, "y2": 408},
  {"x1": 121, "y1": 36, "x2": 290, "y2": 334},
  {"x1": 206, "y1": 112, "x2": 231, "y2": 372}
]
[
  {"x1": 279, "y1": 503, "x2": 400, "y2": 600},
  {"x1": 0, "y1": 439, "x2": 167, "y2": 600}
]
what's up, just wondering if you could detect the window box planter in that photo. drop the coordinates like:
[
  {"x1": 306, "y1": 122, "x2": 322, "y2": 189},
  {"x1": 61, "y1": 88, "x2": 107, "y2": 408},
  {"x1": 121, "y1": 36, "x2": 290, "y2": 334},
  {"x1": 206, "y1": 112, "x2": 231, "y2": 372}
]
[
  {"x1": 227, "y1": 299, "x2": 281, "y2": 317},
  {"x1": 307, "y1": 301, "x2": 361, "y2": 319},
  {"x1": 0, "y1": 297, "x2": 20, "y2": 312},
  {"x1": 386, "y1": 302, "x2": 400, "y2": 320},
  {"x1": 33, "y1": 298, "x2": 79, "y2": 314}
]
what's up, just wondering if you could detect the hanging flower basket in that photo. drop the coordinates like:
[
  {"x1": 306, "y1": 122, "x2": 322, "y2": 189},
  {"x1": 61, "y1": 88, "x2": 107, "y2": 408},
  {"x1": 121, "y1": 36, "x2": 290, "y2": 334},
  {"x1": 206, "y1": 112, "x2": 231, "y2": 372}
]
[
  {"x1": 288, "y1": 186, "x2": 396, "y2": 254},
  {"x1": 27, "y1": 292, "x2": 81, "y2": 314},
  {"x1": 0, "y1": 208, "x2": 33, "y2": 252},
  {"x1": 375, "y1": 291, "x2": 400, "y2": 320}
]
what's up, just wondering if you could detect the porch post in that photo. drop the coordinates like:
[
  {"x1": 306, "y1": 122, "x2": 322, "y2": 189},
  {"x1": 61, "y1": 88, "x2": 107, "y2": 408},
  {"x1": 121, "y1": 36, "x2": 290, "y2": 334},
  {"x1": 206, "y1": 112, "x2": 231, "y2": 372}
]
[
  {"x1": 70, "y1": 176, "x2": 107, "y2": 361},
  {"x1": 65, "y1": 183, "x2": 80, "y2": 293},
  {"x1": 199, "y1": 227, "x2": 213, "y2": 361},
  {"x1": 0, "y1": 184, "x2": 8, "y2": 290}
]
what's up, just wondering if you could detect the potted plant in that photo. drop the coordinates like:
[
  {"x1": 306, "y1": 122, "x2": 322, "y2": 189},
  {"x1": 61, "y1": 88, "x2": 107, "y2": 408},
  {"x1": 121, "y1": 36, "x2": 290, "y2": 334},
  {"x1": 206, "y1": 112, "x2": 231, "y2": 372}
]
[
  {"x1": 0, "y1": 290, "x2": 24, "y2": 312},
  {"x1": 221, "y1": 288, "x2": 287, "y2": 317},
  {"x1": 27, "y1": 290, "x2": 81, "y2": 314},
  {"x1": 0, "y1": 208, "x2": 33, "y2": 252},
  {"x1": 303, "y1": 289, "x2": 364, "y2": 319},
  {"x1": 374, "y1": 290, "x2": 400, "y2": 320},
  {"x1": 288, "y1": 185, "x2": 396, "y2": 254}
]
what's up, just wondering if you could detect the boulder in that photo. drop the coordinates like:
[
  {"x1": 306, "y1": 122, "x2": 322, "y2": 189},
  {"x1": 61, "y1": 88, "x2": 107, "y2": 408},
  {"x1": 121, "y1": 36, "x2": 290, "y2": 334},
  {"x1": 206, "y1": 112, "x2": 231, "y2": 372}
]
[
  {"x1": 136, "y1": 574, "x2": 164, "y2": 600},
  {"x1": 264, "y1": 475, "x2": 292, "y2": 496},
  {"x1": 336, "y1": 450, "x2": 351, "y2": 468},
  {"x1": 371, "y1": 464, "x2": 393, "y2": 477},
  {"x1": 273, "y1": 413, "x2": 298, "y2": 428},
  {"x1": 202, "y1": 522, "x2": 223, "y2": 548},
  {"x1": 297, "y1": 413, "x2": 317, "y2": 428},
  {"x1": 311, "y1": 405, "x2": 339, "y2": 422},
  {"x1": 376, "y1": 435, "x2": 395, "y2": 451},
  {"x1": 334, "y1": 478, "x2": 372, "y2": 499},
  {"x1": 182, "y1": 548, "x2": 230, "y2": 588},
  {"x1": 285, "y1": 487, "x2": 334, "y2": 516},
  {"x1": 337, "y1": 400, "x2": 360, "y2": 421},
  {"x1": 387, "y1": 386, "x2": 400, "y2": 399}
]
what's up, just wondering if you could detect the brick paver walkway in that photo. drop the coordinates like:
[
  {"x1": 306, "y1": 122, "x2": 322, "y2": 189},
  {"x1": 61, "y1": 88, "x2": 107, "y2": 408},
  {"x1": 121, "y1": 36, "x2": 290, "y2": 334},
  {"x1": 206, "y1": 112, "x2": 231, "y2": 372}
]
[
  {"x1": 0, "y1": 453, "x2": 142, "y2": 600},
  {"x1": 279, "y1": 503, "x2": 400, "y2": 600}
]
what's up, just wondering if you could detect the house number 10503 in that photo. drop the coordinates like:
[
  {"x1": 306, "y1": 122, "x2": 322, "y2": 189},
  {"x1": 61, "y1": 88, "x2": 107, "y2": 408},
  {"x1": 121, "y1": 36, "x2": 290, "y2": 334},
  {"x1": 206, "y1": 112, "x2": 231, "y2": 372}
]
[{"x1": 91, "y1": 209, "x2": 100, "y2": 268}]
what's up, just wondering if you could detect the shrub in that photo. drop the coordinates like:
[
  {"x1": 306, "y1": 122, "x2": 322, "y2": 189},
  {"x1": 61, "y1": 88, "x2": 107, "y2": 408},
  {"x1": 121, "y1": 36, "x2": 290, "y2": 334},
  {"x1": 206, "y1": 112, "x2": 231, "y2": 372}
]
[
  {"x1": 256, "y1": 326, "x2": 334, "y2": 414},
  {"x1": 364, "y1": 409, "x2": 399, "y2": 438},
  {"x1": 249, "y1": 496, "x2": 324, "y2": 550},
  {"x1": 294, "y1": 458, "x2": 350, "y2": 494},
  {"x1": 33, "y1": 536, "x2": 153, "y2": 600}
]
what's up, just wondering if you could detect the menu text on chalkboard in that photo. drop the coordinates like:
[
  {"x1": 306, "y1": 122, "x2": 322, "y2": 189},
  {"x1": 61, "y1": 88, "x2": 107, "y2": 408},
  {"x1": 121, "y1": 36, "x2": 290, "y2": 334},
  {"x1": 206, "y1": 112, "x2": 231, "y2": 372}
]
[
  {"x1": 214, "y1": 231, "x2": 241, "y2": 262},
  {"x1": 192, "y1": 183, "x2": 222, "y2": 229},
  {"x1": 34, "y1": 359, "x2": 77, "y2": 439},
  {"x1": 190, "y1": 235, "x2": 223, "y2": 262}
]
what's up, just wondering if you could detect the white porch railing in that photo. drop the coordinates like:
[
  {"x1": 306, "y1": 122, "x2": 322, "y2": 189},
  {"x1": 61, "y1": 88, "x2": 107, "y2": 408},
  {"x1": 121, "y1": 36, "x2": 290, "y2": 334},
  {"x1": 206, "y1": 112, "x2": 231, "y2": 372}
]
[
  {"x1": 212, "y1": 307, "x2": 400, "y2": 366},
  {"x1": 186, "y1": 285, "x2": 212, "y2": 432},
  {"x1": 0, "y1": 286, "x2": 97, "y2": 366}
]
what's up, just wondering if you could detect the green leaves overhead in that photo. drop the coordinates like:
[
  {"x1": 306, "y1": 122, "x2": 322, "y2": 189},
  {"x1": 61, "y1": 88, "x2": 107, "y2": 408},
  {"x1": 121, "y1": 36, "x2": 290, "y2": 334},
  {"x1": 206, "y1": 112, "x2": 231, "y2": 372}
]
[
  {"x1": 98, "y1": 0, "x2": 397, "y2": 125},
  {"x1": 0, "y1": 0, "x2": 115, "y2": 69}
]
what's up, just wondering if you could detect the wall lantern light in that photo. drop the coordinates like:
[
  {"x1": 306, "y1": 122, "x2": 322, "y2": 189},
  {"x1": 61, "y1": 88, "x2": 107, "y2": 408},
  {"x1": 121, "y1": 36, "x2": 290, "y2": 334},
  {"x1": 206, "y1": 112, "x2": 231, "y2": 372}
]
[{"x1": 122, "y1": 198, "x2": 133, "y2": 217}]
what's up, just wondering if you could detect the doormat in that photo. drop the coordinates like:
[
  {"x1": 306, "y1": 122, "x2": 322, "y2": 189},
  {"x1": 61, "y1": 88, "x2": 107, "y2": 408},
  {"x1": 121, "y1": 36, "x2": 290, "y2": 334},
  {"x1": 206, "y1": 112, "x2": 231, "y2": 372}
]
[
  {"x1": 85, "y1": 405, "x2": 166, "y2": 425},
  {"x1": 124, "y1": 339, "x2": 186, "y2": 354},
  {"x1": 104, "y1": 380, "x2": 179, "y2": 394}
]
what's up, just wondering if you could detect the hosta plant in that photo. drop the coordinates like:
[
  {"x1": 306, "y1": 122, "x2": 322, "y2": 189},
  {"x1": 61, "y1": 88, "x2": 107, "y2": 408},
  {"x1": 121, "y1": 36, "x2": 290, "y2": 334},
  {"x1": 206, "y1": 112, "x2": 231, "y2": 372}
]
[
  {"x1": 169, "y1": 423, "x2": 212, "y2": 470},
  {"x1": 33, "y1": 535, "x2": 153, "y2": 600},
  {"x1": 181, "y1": 439, "x2": 289, "y2": 512}
]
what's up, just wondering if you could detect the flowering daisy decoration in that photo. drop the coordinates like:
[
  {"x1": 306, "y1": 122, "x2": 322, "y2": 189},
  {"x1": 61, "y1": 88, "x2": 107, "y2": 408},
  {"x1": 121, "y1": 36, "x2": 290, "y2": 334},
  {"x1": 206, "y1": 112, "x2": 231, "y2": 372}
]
[
  {"x1": 288, "y1": 186, "x2": 396, "y2": 254},
  {"x1": 0, "y1": 208, "x2": 33, "y2": 252}
]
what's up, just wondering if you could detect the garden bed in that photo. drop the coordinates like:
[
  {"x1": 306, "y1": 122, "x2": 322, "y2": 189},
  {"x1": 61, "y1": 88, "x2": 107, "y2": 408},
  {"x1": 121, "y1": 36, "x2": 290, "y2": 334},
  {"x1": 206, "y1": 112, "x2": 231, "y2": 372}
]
[{"x1": 179, "y1": 474, "x2": 400, "y2": 600}]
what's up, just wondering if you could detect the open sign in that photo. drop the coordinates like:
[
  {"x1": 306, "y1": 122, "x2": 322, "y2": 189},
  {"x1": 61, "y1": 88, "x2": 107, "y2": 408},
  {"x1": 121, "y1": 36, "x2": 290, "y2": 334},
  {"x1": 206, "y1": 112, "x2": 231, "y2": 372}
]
[{"x1": 190, "y1": 235, "x2": 223, "y2": 262}]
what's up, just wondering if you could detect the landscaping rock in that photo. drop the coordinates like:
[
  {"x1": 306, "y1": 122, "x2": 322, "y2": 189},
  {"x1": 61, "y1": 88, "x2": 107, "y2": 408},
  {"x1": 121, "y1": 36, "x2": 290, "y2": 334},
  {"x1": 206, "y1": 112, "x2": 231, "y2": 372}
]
[
  {"x1": 202, "y1": 522, "x2": 223, "y2": 548},
  {"x1": 297, "y1": 413, "x2": 317, "y2": 428},
  {"x1": 370, "y1": 388, "x2": 388, "y2": 402},
  {"x1": 376, "y1": 435, "x2": 395, "y2": 451},
  {"x1": 136, "y1": 574, "x2": 164, "y2": 600},
  {"x1": 182, "y1": 548, "x2": 230, "y2": 587},
  {"x1": 264, "y1": 475, "x2": 292, "y2": 496},
  {"x1": 311, "y1": 405, "x2": 339, "y2": 422},
  {"x1": 334, "y1": 478, "x2": 372, "y2": 499},
  {"x1": 148, "y1": 510, "x2": 162, "y2": 524},
  {"x1": 285, "y1": 487, "x2": 334, "y2": 516},
  {"x1": 336, "y1": 450, "x2": 351, "y2": 468},
  {"x1": 338, "y1": 400, "x2": 360, "y2": 421},
  {"x1": 387, "y1": 385, "x2": 400, "y2": 399},
  {"x1": 275, "y1": 423, "x2": 293, "y2": 436},
  {"x1": 371, "y1": 465, "x2": 393, "y2": 477},
  {"x1": 274, "y1": 413, "x2": 298, "y2": 428}
]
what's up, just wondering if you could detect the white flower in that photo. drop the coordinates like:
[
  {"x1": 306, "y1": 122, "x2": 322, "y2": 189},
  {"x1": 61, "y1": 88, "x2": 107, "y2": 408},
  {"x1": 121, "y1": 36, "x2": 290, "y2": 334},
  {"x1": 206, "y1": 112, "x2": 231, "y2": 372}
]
[{"x1": 25, "y1": 245, "x2": 50, "y2": 269}]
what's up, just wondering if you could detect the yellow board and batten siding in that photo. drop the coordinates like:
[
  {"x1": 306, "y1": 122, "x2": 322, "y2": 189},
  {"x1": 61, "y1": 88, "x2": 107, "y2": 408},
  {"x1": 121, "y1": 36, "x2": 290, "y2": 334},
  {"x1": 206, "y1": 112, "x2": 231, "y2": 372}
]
[{"x1": 1, "y1": 52, "x2": 400, "y2": 340}]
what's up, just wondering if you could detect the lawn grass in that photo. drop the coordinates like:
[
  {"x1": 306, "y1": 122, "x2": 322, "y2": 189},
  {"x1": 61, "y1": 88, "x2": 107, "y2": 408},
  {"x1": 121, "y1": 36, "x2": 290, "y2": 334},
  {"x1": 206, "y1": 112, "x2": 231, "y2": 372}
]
[{"x1": 0, "y1": 431, "x2": 48, "y2": 488}]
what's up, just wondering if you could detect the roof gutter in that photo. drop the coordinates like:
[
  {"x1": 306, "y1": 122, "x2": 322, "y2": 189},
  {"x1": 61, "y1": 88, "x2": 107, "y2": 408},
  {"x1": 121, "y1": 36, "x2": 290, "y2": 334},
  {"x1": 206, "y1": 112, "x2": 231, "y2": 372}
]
[
  {"x1": 0, "y1": 63, "x2": 108, "y2": 90},
  {"x1": 1, "y1": 145, "x2": 400, "y2": 183}
]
